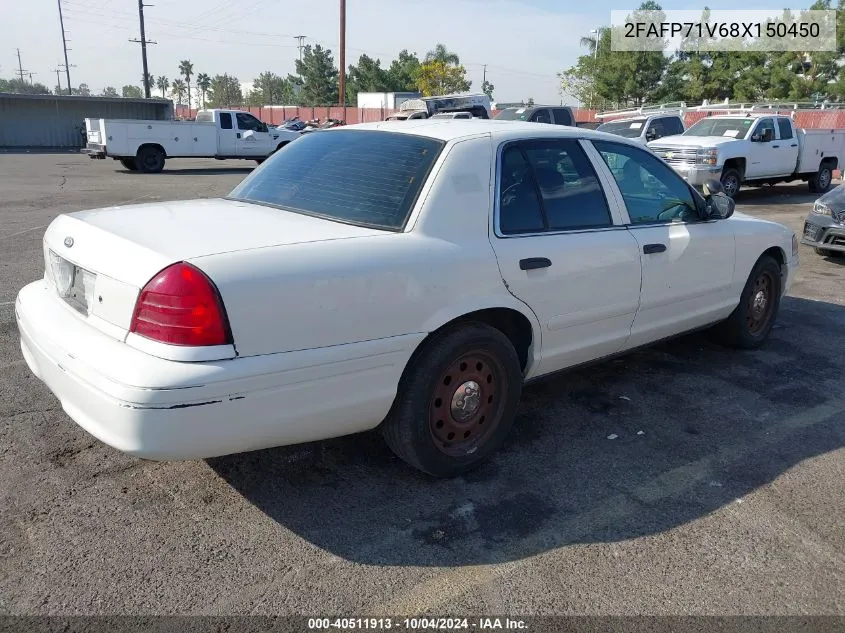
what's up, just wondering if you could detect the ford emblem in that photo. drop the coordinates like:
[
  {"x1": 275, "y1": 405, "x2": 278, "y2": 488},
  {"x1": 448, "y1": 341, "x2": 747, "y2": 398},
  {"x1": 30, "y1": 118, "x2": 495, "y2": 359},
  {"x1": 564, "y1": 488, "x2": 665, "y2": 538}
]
[{"x1": 64, "y1": 237, "x2": 74, "y2": 248}]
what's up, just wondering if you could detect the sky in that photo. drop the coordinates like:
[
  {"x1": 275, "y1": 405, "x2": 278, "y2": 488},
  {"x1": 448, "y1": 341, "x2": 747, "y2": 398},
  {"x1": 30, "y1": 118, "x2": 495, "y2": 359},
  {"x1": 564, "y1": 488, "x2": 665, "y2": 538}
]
[{"x1": 0, "y1": 0, "x2": 814, "y2": 107}]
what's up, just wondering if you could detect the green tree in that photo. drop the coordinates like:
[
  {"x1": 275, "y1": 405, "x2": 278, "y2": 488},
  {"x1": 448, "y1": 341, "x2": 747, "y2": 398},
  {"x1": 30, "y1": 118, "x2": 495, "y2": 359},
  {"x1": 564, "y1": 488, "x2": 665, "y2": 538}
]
[
  {"x1": 206, "y1": 74, "x2": 243, "y2": 107},
  {"x1": 346, "y1": 54, "x2": 390, "y2": 104},
  {"x1": 482, "y1": 79, "x2": 495, "y2": 99},
  {"x1": 295, "y1": 44, "x2": 338, "y2": 105},
  {"x1": 77, "y1": 83, "x2": 91, "y2": 96},
  {"x1": 171, "y1": 78, "x2": 186, "y2": 104},
  {"x1": 101, "y1": 86, "x2": 119, "y2": 97},
  {"x1": 156, "y1": 76, "x2": 169, "y2": 98},
  {"x1": 385, "y1": 50, "x2": 421, "y2": 92},
  {"x1": 424, "y1": 43, "x2": 460, "y2": 65},
  {"x1": 0, "y1": 77, "x2": 50, "y2": 94},
  {"x1": 416, "y1": 59, "x2": 471, "y2": 96},
  {"x1": 196, "y1": 73, "x2": 211, "y2": 107},
  {"x1": 247, "y1": 72, "x2": 294, "y2": 105},
  {"x1": 122, "y1": 85, "x2": 143, "y2": 98},
  {"x1": 179, "y1": 60, "x2": 194, "y2": 110}
]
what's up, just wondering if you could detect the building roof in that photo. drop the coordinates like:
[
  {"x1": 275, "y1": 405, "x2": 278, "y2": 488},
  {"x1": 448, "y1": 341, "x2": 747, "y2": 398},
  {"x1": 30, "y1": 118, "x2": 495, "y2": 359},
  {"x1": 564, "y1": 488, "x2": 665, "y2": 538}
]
[{"x1": 0, "y1": 92, "x2": 172, "y2": 107}]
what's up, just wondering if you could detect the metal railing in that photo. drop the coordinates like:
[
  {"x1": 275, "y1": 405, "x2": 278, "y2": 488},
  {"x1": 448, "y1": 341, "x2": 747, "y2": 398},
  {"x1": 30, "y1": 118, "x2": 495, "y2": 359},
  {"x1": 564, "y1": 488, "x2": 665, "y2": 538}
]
[{"x1": 595, "y1": 101, "x2": 688, "y2": 120}]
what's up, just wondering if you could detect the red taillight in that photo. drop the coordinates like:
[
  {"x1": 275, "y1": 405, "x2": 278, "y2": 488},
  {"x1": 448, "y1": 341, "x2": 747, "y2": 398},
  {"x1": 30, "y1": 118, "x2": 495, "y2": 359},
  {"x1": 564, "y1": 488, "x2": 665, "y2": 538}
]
[{"x1": 130, "y1": 262, "x2": 232, "y2": 347}]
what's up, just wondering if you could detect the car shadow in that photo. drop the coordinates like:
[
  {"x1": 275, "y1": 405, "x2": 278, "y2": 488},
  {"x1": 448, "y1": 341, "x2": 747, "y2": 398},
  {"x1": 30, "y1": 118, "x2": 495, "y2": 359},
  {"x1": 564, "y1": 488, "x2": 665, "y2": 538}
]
[
  {"x1": 116, "y1": 167, "x2": 256, "y2": 176},
  {"x1": 734, "y1": 182, "x2": 835, "y2": 206},
  {"x1": 207, "y1": 296, "x2": 845, "y2": 567}
]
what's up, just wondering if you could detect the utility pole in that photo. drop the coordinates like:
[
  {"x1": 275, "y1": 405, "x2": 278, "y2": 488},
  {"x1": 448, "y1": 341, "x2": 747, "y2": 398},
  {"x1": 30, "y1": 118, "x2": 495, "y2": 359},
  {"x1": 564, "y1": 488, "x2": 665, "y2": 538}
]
[
  {"x1": 483, "y1": 64, "x2": 487, "y2": 84},
  {"x1": 338, "y1": 0, "x2": 346, "y2": 106},
  {"x1": 54, "y1": 68, "x2": 62, "y2": 94},
  {"x1": 16, "y1": 49, "x2": 27, "y2": 83},
  {"x1": 28, "y1": 72, "x2": 37, "y2": 85},
  {"x1": 57, "y1": 0, "x2": 72, "y2": 94},
  {"x1": 294, "y1": 35, "x2": 306, "y2": 65},
  {"x1": 130, "y1": 0, "x2": 157, "y2": 98}
]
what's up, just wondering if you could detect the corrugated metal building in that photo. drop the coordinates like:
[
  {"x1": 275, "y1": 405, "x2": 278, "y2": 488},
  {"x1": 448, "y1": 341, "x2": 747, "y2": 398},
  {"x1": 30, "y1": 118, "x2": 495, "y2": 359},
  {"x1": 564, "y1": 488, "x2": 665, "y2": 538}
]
[{"x1": 0, "y1": 93, "x2": 174, "y2": 148}]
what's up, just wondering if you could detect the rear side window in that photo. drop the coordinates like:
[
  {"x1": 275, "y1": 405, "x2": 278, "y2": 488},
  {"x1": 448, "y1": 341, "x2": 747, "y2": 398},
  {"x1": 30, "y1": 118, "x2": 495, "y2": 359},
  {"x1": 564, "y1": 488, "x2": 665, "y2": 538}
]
[
  {"x1": 664, "y1": 116, "x2": 685, "y2": 136},
  {"x1": 498, "y1": 139, "x2": 612, "y2": 234},
  {"x1": 219, "y1": 113, "x2": 233, "y2": 130},
  {"x1": 228, "y1": 130, "x2": 445, "y2": 230},
  {"x1": 553, "y1": 108, "x2": 574, "y2": 126},
  {"x1": 777, "y1": 118, "x2": 793, "y2": 140}
]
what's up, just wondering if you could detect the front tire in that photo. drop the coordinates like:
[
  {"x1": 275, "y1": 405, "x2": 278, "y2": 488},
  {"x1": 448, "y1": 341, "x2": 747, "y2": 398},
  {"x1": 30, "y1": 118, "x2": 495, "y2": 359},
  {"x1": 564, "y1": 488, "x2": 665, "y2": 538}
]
[
  {"x1": 119, "y1": 158, "x2": 138, "y2": 171},
  {"x1": 714, "y1": 255, "x2": 782, "y2": 349},
  {"x1": 720, "y1": 168, "x2": 742, "y2": 199},
  {"x1": 382, "y1": 322, "x2": 523, "y2": 478}
]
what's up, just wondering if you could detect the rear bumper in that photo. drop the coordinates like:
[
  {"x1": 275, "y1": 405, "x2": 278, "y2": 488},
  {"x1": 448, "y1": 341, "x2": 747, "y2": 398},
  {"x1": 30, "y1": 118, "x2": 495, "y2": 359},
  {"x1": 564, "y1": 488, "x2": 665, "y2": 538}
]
[
  {"x1": 801, "y1": 215, "x2": 845, "y2": 253},
  {"x1": 81, "y1": 143, "x2": 107, "y2": 159},
  {"x1": 15, "y1": 280, "x2": 419, "y2": 460}
]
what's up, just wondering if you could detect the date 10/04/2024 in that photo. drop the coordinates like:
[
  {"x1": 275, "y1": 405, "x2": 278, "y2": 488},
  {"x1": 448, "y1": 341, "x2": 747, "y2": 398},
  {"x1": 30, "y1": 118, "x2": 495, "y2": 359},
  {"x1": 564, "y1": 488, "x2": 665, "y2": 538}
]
[{"x1": 307, "y1": 618, "x2": 529, "y2": 630}]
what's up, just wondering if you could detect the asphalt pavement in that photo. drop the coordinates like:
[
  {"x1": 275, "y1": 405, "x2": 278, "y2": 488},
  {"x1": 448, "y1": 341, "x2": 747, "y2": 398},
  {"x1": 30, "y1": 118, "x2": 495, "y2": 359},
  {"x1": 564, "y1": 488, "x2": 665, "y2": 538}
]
[{"x1": 0, "y1": 154, "x2": 843, "y2": 617}]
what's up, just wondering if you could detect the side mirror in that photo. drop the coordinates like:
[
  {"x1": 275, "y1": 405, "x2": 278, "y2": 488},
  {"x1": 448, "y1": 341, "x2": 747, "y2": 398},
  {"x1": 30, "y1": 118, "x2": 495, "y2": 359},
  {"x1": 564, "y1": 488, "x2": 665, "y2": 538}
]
[
  {"x1": 750, "y1": 133, "x2": 761, "y2": 142},
  {"x1": 703, "y1": 180, "x2": 734, "y2": 219},
  {"x1": 645, "y1": 130, "x2": 657, "y2": 141}
]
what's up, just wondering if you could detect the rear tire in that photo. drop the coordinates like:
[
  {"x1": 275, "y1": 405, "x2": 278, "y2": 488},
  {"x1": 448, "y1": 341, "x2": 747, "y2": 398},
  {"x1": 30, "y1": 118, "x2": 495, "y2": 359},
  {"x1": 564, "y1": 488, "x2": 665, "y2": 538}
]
[
  {"x1": 382, "y1": 322, "x2": 523, "y2": 478},
  {"x1": 135, "y1": 146, "x2": 165, "y2": 173},
  {"x1": 720, "y1": 168, "x2": 742, "y2": 199},
  {"x1": 809, "y1": 163, "x2": 833, "y2": 194},
  {"x1": 713, "y1": 255, "x2": 782, "y2": 349}
]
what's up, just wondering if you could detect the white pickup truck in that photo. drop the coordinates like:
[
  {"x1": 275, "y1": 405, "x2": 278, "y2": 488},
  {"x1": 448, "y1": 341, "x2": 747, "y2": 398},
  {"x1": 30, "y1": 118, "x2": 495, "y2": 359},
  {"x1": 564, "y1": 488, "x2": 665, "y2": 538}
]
[
  {"x1": 83, "y1": 109, "x2": 301, "y2": 173},
  {"x1": 647, "y1": 113, "x2": 845, "y2": 197}
]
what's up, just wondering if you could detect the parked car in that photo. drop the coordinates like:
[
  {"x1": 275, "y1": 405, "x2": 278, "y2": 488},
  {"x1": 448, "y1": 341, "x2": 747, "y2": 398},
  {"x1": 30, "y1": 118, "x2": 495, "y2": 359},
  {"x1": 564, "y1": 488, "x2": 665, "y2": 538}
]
[
  {"x1": 595, "y1": 113, "x2": 685, "y2": 145},
  {"x1": 648, "y1": 110, "x2": 845, "y2": 198},
  {"x1": 801, "y1": 183, "x2": 845, "y2": 256},
  {"x1": 494, "y1": 105, "x2": 575, "y2": 126},
  {"x1": 83, "y1": 109, "x2": 302, "y2": 172},
  {"x1": 16, "y1": 120, "x2": 798, "y2": 478}
]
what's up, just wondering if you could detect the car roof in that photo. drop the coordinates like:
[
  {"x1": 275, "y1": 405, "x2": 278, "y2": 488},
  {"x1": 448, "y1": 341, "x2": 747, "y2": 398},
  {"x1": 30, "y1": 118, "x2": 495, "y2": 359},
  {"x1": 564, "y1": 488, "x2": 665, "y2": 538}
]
[{"x1": 336, "y1": 119, "x2": 645, "y2": 146}]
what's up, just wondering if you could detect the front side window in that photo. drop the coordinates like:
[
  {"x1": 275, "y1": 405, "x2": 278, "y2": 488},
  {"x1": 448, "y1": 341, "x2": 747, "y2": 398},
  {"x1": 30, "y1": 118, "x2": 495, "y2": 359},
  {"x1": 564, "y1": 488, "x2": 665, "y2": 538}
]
[
  {"x1": 754, "y1": 118, "x2": 776, "y2": 142},
  {"x1": 228, "y1": 130, "x2": 444, "y2": 230},
  {"x1": 236, "y1": 112, "x2": 263, "y2": 131},
  {"x1": 592, "y1": 140, "x2": 700, "y2": 224},
  {"x1": 553, "y1": 108, "x2": 574, "y2": 126},
  {"x1": 531, "y1": 109, "x2": 552, "y2": 124},
  {"x1": 498, "y1": 139, "x2": 612, "y2": 234}
]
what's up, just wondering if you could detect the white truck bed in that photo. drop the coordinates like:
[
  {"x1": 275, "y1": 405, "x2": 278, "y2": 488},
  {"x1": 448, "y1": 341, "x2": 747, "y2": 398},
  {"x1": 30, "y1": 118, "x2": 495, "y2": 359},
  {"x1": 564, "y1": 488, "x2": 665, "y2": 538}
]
[
  {"x1": 796, "y1": 128, "x2": 845, "y2": 174},
  {"x1": 86, "y1": 118, "x2": 219, "y2": 158}
]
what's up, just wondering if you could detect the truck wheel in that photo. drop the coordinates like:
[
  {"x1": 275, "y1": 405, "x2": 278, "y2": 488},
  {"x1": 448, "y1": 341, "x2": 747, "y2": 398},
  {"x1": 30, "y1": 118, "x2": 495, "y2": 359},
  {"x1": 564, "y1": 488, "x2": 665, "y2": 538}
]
[
  {"x1": 720, "y1": 168, "x2": 742, "y2": 198},
  {"x1": 809, "y1": 164, "x2": 833, "y2": 194},
  {"x1": 382, "y1": 322, "x2": 523, "y2": 478},
  {"x1": 119, "y1": 158, "x2": 138, "y2": 171},
  {"x1": 136, "y1": 146, "x2": 165, "y2": 173},
  {"x1": 713, "y1": 255, "x2": 782, "y2": 349}
]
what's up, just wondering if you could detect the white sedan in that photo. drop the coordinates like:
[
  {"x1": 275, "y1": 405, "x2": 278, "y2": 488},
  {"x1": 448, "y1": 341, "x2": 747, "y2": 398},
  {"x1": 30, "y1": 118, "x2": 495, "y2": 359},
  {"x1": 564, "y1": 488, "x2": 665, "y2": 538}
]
[{"x1": 15, "y1": 121, "x2": 799, "y2": 477}]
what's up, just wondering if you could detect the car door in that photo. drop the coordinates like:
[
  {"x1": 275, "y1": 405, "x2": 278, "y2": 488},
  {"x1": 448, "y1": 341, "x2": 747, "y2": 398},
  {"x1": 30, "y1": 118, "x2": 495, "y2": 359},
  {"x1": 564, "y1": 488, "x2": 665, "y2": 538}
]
[
  {"x1": 216, "y1": 112, "x2": 237, "y2": 157},
  {"x1": 589, "y1": 139, "x2": 737, "y2": 349},
  {"x1": 489, "y1": 138, "x2": 643, "y2": 376},
  {"x1": 235, "y1": 112, "x2": 273, "y2": 157},
  {"x1": 774, "y1": 117, "x2": 800, "y2": 175},
  {"x1": 529, "y1": 109, "x2": 552, "y2": 124},
  {"x1": 746, "y1": 117, "x2": 779, "y2": 178}
]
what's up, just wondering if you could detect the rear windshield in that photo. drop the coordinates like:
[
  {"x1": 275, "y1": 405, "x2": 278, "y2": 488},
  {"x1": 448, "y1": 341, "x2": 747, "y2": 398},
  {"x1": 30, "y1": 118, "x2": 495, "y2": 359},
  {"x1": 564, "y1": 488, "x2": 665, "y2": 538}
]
[
  {"x1": 596, "y1": 119, "x2": 647, "y2": 138},
  {"x1": 227, "y1": 129, "x2": 445, "y2": 230}
]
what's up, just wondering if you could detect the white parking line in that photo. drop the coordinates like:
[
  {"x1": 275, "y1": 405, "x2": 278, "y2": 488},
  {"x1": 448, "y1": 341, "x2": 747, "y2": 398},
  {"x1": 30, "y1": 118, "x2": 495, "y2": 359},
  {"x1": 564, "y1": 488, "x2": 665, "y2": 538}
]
[{"x1": 0, "y1": 225, "x2": 46, "y2": 241}]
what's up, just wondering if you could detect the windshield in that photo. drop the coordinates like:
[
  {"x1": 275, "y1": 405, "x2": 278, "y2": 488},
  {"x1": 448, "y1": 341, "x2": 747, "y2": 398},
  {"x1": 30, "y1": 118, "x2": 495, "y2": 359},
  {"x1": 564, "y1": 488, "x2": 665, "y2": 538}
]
[
  {"x1": 596, "y1": 119, "x2": 647, "y2": 138},
  {"x1": 228, "y1": 130, "x2": 445, "y2": 231},
  {"x1": 494, "y1": 108, "x2": 528, "y2": 121},
  {"x1": 683, "y1": 117, "x2": 754, "y2": 139}
]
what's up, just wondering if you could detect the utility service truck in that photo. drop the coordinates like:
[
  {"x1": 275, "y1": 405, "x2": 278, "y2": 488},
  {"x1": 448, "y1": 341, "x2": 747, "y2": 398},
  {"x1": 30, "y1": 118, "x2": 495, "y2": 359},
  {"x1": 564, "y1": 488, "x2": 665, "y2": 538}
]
[
  {"x1": 594, "y1": 102, "x2": 687, "y2": 145},
  {"x1": 647, "y1": 102, "x2": 845, "y2": 198},
  {"x1": 83, "y1": 109, "x2": 302, "y2": 173}
]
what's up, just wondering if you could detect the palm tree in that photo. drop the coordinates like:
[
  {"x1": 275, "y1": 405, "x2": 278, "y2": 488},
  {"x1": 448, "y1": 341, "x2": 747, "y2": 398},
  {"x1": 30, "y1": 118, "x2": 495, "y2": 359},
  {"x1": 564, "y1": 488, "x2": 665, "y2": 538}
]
[
  {"x1": 141, "y1": 72, "x2": 155, "y2": 96},
  {"x1": 171, "y1": 78, "x2": 186, "y2": 105},
  {"x1": 196, "y1": 73, "x2": 211, "y2": 108},
  {"x1": 178, "y1": 60, "x2": 194, "y2": 110},
  {"x1": 156, "y1": 76, "x2": 169, "y2": 98},
  {"x1": 424, "y1": 43, "x2": 460, "y2": 65}
]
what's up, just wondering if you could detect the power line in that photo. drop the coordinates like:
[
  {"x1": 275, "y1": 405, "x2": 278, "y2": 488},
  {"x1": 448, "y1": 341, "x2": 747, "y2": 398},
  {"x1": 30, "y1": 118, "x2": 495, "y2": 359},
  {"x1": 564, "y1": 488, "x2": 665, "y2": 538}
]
[{"x1": 57, "y1": 0, "x2": 73, "y2": 94}]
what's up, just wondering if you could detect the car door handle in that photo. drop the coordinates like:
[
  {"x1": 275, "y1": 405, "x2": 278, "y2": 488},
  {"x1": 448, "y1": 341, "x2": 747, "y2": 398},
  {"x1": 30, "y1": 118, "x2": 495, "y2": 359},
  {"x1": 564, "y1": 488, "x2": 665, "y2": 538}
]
[
  {"x1": 790, "y1": 143, "x2": 798, "y2": 147},
  {"x1": 236, "y1": 133, "x2": 241, "y2": 138},
  {"x1": 643, "y1": 243, "x2": 666, "y2": 254},
  {"x1": 772, "y1": 144, "x2": 780, "y2": 148},
  {"x1": 519, "y1": 257, "x2": 552, "y2": 270}
]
